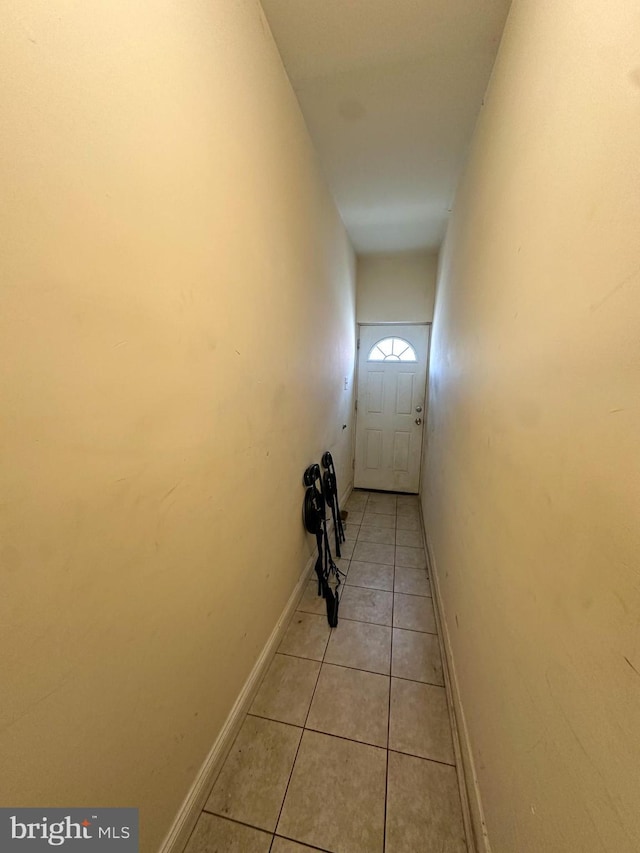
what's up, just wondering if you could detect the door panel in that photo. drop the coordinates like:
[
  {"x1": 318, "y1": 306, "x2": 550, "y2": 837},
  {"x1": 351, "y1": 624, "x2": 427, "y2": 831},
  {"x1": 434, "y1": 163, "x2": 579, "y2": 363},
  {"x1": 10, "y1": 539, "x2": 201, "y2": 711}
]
[
  {"x1": 393, "y1": 431, "x2": 411, "y2": 471},
  {"x1": 395, "y1": 373, "x2": 414, "y2": 414},
  {"x1": 365, "y1": 430, "x2": 383, "y2": 469},
  {"x1": 366, "y1": 371, "x2": 384, "y2": 413},
  {"x1": 354, "y1": 324, "x2": 429, "y2": 493}
]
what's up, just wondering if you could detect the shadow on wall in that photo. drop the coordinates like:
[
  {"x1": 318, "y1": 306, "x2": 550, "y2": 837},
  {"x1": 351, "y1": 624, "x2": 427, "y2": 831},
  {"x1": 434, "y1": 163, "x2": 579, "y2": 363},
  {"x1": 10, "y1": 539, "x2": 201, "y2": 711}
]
[
  {"x1": 0, "y1": 2, "x2": 356, "y2": 851},
  {"x1": 422, "y1": 1, "x2": 640, "y2": 852}
]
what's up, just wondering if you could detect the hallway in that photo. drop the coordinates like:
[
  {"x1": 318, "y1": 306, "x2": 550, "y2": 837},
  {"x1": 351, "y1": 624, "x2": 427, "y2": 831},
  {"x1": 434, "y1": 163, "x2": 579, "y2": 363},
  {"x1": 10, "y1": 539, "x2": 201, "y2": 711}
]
[
  {"x1": 184, "y1": 491, "x2": 465, "y2": 853},
  {"x1": 3, "y1": 1, "x2": 640, "y2": 851}
]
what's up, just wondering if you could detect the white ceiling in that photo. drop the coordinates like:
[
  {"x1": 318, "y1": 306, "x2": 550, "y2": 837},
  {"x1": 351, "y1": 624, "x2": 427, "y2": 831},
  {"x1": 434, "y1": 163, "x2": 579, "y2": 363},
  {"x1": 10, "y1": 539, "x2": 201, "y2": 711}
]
[{"x1": 260, "y1": 0, "x2": 512, "y2": 254}]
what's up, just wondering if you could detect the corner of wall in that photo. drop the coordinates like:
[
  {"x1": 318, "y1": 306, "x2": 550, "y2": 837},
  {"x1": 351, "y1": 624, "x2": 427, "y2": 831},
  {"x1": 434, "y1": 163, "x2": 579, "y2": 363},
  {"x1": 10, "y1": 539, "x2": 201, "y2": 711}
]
[{"x1": 422, "y1": 526, "x2": 491, "y2": 853}]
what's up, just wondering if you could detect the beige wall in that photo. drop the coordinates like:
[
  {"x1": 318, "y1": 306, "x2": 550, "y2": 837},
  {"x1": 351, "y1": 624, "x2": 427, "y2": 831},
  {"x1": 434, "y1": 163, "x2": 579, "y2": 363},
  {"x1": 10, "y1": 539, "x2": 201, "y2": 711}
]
[
  {"x1": 423, "y1": 1, "x2": 640, "y2": 851},
  {"x1": 356, "y1": 251, "x2": 437, "y2": 323},
  {"x1": 0, "y1": 2, "x2": 355, "y2": 850}
]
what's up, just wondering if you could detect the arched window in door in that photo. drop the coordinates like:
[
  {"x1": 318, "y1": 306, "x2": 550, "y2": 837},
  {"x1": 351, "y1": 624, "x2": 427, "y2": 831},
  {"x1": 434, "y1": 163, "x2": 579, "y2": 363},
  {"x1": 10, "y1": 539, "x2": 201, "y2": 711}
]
[{"x1": 367, "y1": 336, "x2": 417, "y2": 362}]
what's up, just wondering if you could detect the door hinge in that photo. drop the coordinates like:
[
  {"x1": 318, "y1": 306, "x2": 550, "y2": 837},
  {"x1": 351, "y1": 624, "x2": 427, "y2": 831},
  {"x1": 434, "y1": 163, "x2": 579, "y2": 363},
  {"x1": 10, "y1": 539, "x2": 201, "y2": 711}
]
[
  {"x1": 355, "y1": 399, "x2": 358, "y2": 411},
  {"x1": 357, "y1": 338, "x2": 360, "y2": 350}
]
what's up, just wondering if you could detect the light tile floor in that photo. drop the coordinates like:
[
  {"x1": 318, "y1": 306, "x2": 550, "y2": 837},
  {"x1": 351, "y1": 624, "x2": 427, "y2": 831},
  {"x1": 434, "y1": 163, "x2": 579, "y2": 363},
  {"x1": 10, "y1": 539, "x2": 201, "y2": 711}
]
[{"x1": 185, "y1": 491, "x2": 467, "y2": 853}]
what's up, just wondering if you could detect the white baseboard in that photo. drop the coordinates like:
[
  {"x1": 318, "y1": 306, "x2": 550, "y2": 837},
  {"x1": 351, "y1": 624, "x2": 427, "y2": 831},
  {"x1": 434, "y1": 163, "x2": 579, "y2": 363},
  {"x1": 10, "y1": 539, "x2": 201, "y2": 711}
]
[
  {"x1": 423, "y1": 531, "x2": 491, "y2": 853},
  {"x1": 159, "y1": 481, "x2": 353, "y2": 853},
  {"x1": 158, "y1": 552, "x2": 314, "y2": 853}
]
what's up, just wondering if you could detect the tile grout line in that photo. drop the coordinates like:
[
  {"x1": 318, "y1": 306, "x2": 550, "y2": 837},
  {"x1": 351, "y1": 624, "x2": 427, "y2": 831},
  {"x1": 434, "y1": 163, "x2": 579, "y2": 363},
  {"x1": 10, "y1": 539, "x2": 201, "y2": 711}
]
[
  {"x1": 201, "y1": 729, "x2": 458, "y2": 834},
  {"x1": 199, "y1": 812, "x2": 274, "y2": 838},
  {"x1": 348, "y1": 494, "x2": 389, "y2": 852},
  {"x1": 201, "y1": 493, "x2": 426, "y2": 853},
  {"x1": 275, "y1": 651, "x2": 444, "y2": 688},
  {"x1": 387, "y1": 747, "x2": 457, "y2": 769},
  {"x1": 345, "y1": 582, "x2": 432, "y2": 598},
  {"x1": 296, "y1": 608, "x2": 438, "y2": 636},
  {"x1": 349, "y1": 560, "x2": 428, "y2": 569},
  {"x1": 270, "y1": 495, "x2": 429, "y2": 853},
  {"x1": 190, "y1": 666, "x2": 271, "y2": 852},
  {"x1": 180, "y1": 808, "x2": 204, "y2": 853},
  {"x1": 198, "y1": 812, "x2": 334, "y2": 853},
  {"x1": 299, "y1": 722, "x2": 386, "y2": 752},
  {"x1": 383, "y1": 508, "x2": 397, "y2": 853},
  {"x1": 267, "y1": 493, "x2": 370, "y2": 852},
  {"x1": 268, "y1": 561, "x2": 336, "y2": 852},
  {"x1": 308, "y1": 580, "x2": 432, "y2": 600},
  {"x1": 274, "y1": 833, "x2": 333, "y2": 853},
  {"x1": 244, "y1": 711, "x2": 456, "y2": 768}
]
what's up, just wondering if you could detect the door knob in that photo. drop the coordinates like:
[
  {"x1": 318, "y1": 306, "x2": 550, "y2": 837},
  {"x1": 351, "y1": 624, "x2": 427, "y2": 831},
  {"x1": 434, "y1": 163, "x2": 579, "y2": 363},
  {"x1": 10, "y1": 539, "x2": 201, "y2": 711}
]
[
  {"x1": 415, "y1": 417, "x2": 422, "y2": 425},
  {"x1": 415, "y1": 405, "x2": 422, "y2": 413}
]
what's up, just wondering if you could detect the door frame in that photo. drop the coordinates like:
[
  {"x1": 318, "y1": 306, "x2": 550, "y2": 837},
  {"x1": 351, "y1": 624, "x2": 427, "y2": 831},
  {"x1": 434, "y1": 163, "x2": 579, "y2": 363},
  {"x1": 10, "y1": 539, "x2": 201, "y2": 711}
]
[{"x1": 352, "y1": 322, "x2": 431, "y2": 494}]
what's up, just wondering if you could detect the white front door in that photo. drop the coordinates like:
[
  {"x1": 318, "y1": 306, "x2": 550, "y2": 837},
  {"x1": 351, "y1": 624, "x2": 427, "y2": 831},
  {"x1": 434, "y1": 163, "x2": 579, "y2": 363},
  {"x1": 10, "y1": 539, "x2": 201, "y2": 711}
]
[{"x1": 354, "y1": 324, "x2": 430, "y2": 493}]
